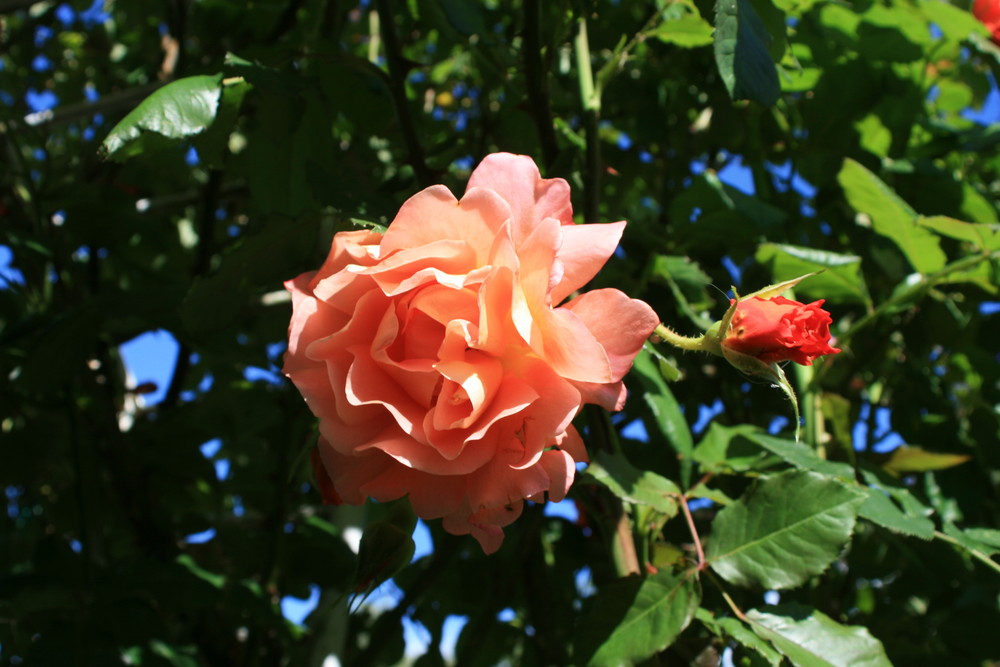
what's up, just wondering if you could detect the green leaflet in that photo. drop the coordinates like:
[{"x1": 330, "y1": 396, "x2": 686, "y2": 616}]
[
  {"x1": 575, "y1": 571, "x2": 701, "y2": 666},
  {"x1": 746, "y1": 604, "x2": 892, "y2": 667},
  {"x1": 100, "y1": 74, "x2": 225, "y2": 161},
  {"x1": 714, "y1": 0, "x2": 781, "y2": 105},
  {"x1": 706, "y1": 470, "x2": 866, "y2": 589}
]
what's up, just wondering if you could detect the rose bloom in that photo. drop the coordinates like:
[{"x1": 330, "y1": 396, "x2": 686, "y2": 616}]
[
  {"x1": 284, "y1": 153, "x2": 659, "y2": 553},
  {"x1": 974, "y1": 0, "x2": 1000, "y2": 45},
  {"x1": 722, "y1": 296, "x2": 840, "y2": 366}
]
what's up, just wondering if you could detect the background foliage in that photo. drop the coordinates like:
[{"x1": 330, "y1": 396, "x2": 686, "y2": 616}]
[{"x1": 2, "y1": 0, "x2": 999, "y2": 664}]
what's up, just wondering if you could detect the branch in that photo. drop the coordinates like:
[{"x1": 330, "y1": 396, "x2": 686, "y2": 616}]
[
  {"x1": 374, "y1": 0, "x2": 433, "y2": 187},
  {"x1": 523, "y1": 0, "x2": 559, "y2": 169}
]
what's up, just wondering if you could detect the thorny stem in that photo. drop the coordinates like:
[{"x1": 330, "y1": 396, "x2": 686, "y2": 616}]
[{"x1": 652, "y1": 323, "x2": 723, "y2": 356}]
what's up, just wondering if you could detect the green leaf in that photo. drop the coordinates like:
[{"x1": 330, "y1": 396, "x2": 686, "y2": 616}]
[
  {"x1": 706, "y1": 470, "x2": 866, "y2": 589},
  {"x1": 574, "y1": 571, "x2": 701, "y2": 667},
  {"x1": 742, "y1": 432, "x2": 855, "y2": 479},
  {"x1": 943, "y1": 522, "x2": 1000, "y2": 557},
  {"x1": 837, "y1": 159, "x2": 947, "y2": 274},
  {"x1": 714, "y1": 0, "x2": 780, "y2": 105},
  {"x1": 581, "y1": 450, "x2": 681, "y2": 518},
  {"x1": 176, "y1": 554, "x2": 226, "y2": 589},
  {"x1": 882, "y1": 445, "x2": 970, "y2": 474},
  {"x1": 100, "y1": 74, "x2": 224, "y2": 161},
  {"x1": 353, "y1": 504, "x2": 417, "y2": 599},
  {"x1": 696, "y1": 608, "x2": 782, "y2": 666},
  {"x1": 651, "y1": 5, "x2": 715, "y2": 48},
  {"x1": 693, "y1": 424, "x2": 779, "y2": 474},
  {"x1": 633, "y1": 348, "x2": 695, "y2": 486},
  {"x1": 917, "y1": 216, "x2": 1000, "y2": 251},
  {"x1": 746, "y1": 603, "x2": 892, "y2": 667},
  {"x1": 859, "y1": 487, "x2": 934, "y2": 539},
  {"x1": 756, "y1": 244, "x2": 870, "y2": 306},
  {"x1": 193, "y1": 78, "x2": 249, "y2": 168},
  {"x1": 918, "y1": 0, "x2": 989, "y2": 43}
]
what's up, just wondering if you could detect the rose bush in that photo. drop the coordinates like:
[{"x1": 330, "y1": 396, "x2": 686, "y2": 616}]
[
  {"x1": 284, "y1": 153, "x2": 659, "y2": 553},
  {"x1": 721, "y1": 296, "x2": 840, "y2": 366}
]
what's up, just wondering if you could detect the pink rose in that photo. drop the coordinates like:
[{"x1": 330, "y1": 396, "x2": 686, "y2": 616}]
[
  {"x1": 284, "y1": 153, "x2": 659, "y2": 553},
  {"x1": 722, "y1": 296, "x2": 840, "y2": 366}
]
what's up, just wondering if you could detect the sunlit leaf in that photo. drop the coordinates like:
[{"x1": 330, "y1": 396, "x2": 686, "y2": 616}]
[
  {"x1": 696, "y1": 608, "x2": 782, "y2": 666},
  {"x1": 706, "y1": 470, "x2": 866, "y2": 589},
  {"x1": 756, "y1": 244, "x2": 869, "y2": 306},
  {"x1": 651, "y1": 5, "x2": 715, "y2": 48},
  {"x1": 837, "y1": 159, "x2": 947, "y2": 274},
  {"x1": 100, "y1": 74, "x2": 224, "y2": 161},
  {"x1": 917, "y1": 216, "x2": 1000, "y2": 251},
  {"x1": 746, "y1": 604, "x2": 892, "y2": 667}
]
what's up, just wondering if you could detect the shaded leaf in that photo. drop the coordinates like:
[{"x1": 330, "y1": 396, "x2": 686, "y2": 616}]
[
  {"x1": 706, "y1": 470, "x2": 866, "y2": 589},
  {"x1": 353, "y1": 504, "x2": 417, "y2": 598},
  {"x1": 742, "y1": 432, "x2": 855, "y2": 479},
  {"x1": 857, "y1": 485, "x2": 934, "y2": 540},
  {"x1": 633, "y1": 348, "x2": 694, "y2": 486},
  {"x1": 582, "y1": 450, "x2": 681, "y2": 517},
  {"x1": 575, "y1": 571, "x2": 701, "y2": 667},
  {"x1": 714, "y1": 0, "x2": 780, "y2": 105},
  {"x1": 693, "y1": 423, "x2": 779, "y2": 473},
  {"x1": 943, "y1": 522, "x2": 1000, "y2": 557}
]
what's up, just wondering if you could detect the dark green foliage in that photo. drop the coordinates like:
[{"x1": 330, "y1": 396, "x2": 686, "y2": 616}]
[{"x1": 1, "y1": 0, "x2": 998, "y2": 664}]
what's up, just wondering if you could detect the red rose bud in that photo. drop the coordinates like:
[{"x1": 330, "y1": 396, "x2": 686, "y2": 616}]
[
  {"x1": 974, "y1": 0, "x2": 1000, "y2": 45},
  {"x1": 722, "y1": 296, "x2": 840, "y2": 366}
]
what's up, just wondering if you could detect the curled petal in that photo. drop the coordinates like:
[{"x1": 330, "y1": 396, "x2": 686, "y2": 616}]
[{"x1": 563, "y1": 288, "x2": 661, "y2": 381}]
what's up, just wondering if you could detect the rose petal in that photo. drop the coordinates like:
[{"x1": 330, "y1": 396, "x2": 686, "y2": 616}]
[
  {"x1": 563, "y1": 288, "x2": 661, "y2": 381},
  {"x1": 550, "y1": 221, "x2": 627, "y2": 304},
  {"x1": 466, "y1": 153, "x2": 574, "y2": 244},
  {"x1": 380, "y1": 185, "x2": 512, "y2": 262}
]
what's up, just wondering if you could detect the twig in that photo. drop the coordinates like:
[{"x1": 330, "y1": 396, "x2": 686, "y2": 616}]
[{"x1": 679, "y1": 495, "x2": 706, "y2": 571}]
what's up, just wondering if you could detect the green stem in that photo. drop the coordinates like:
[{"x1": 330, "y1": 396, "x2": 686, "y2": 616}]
[
  {"x1": 575, "y1": 18, "x2": 599, "y2": 114},
  {"x1": 933, "y1": 530, "x2": 1000, "y2": 576},
  {"x1": 704, "y1": 568, "x2": 746, "y2": 621},
  {"x1": 794, "y1": 351, "x2": 821, "y2": 455},
  {"x1": 653, "y1": 324, "x2": 723, "y2": 356}
]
